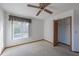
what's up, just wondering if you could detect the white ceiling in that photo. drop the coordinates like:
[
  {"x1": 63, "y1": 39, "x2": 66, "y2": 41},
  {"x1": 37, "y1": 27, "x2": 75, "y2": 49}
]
[{"x1": 0, "y1": 3, "x2": 79, "y2": 20}]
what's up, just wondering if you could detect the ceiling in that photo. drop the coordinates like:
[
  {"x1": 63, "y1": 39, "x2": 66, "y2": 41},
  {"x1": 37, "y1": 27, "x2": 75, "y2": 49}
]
[{"x1": 0, "y1": 3, "x2": 79, "y2": 20}]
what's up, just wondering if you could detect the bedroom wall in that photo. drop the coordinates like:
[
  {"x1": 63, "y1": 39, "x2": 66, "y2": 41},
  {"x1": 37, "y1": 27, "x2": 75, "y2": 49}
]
[
  {"x1": 0, "y1": 7, "x2": 5, "y2": 54},
  {"x1": 4, "y1": 13, "x2": 44, "y2": 47},
  {"x1": 44, "y1": 19, "x2": 53, "y2": 43},
  {"x1": 72, "y1": 11, "x2": 79, "y2": 51}
]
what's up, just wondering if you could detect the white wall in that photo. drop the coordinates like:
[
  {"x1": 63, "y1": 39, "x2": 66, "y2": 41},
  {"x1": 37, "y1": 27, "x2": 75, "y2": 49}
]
[
  {"x1": 0, "y1": 7, "x2": 5, "y2": 54},
  {"x1": 44, "y1": 20, "x2": 53, "y2": 43},
  {"x1": 72, "y1": 11, "x2": 79, "y2": 51},
  {"x1": 4, "y1": 13, "x2": 44, "y2": 47}
]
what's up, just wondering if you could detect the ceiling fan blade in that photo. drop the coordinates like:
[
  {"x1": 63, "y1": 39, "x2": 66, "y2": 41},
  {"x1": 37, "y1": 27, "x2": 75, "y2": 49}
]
[
  {"x1": 27, "y1": 4, "x2": 40, "y2": 8},
  {"x1": 44, "y1": 9, "x2": 53, "y2": 14},
  {"x1": 36, "y1": 9, "x2": 42, "y2": 16}
]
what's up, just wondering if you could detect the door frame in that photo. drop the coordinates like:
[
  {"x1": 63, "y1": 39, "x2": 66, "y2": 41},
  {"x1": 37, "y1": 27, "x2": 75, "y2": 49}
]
[{"x1": 53, "y1": 16, "x2": 72, "y2": 49}]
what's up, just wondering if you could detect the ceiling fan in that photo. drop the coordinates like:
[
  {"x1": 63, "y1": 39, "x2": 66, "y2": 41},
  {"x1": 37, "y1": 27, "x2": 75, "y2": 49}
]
[{"x1": 27, "y1": 3, "x2": 53, "y2": 16}]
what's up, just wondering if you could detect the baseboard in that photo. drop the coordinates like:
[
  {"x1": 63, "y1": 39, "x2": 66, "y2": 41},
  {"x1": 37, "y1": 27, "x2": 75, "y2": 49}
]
[
  {"x1": 43, "y1": 39, "x2": 53, "y2": 44},
  {"x1": 6, "y1": 39, "x2": 43, "y2": 48},
  {"x1": 6, "y1": 39, "x2": 53, "y2": 48},
  {"x1": 58, "y1": 42, "x2": 69, "y2": 45},
  {"x1": 43, "y1": 39, "x2": 71, "y2": 47},
  {"x1": 0, "y1": 48, "x2": 6, "y2": 55},
  {"x1": 58, "y1": 42, "x2": 70, "y2": 47}
]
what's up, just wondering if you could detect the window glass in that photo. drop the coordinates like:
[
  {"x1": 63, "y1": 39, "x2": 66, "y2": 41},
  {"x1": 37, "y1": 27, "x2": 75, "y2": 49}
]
[{"x1": 13, "y1": 21, "x2": 29, "y2": 40}]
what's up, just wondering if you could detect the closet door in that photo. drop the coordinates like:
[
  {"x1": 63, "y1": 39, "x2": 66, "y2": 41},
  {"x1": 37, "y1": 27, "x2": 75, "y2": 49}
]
[
  {"x1": 66, "y1": 18, "x2": 71, "y2": 45},
  {"x1": 58, "y1": 20, "x2": 67, "y2": 44},
  {"x1": 58, "y1": 18, "x2": 71, "y2": 46}
]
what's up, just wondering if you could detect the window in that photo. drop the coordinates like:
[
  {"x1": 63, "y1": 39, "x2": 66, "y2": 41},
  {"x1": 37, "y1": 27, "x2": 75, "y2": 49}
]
[
  {"x1": 9, "y1": 15, "x2": 31, "y2": 40},
  {"x1": 13, "y1": 21, "x2": 29, "y2": 40}
]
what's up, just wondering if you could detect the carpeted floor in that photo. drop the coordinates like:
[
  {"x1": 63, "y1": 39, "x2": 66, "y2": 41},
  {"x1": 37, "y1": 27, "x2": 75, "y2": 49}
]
[{"x1": 1, "y1": 40, "x2": 79, "y2": 56}]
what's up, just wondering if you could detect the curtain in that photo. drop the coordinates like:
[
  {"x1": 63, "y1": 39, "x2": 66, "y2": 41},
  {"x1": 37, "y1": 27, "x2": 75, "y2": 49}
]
[{"x1": 9, "y1": 15, "x2": 31, "y2": 23}]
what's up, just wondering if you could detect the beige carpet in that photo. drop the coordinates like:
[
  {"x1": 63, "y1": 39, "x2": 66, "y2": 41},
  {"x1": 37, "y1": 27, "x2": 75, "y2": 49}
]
[{"x1": 1, "y1": 40, "x2": 79, "y2": 56}]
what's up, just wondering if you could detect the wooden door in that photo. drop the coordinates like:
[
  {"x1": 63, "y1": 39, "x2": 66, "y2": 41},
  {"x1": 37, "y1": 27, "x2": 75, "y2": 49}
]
[{"x1": 53, "y1": 20, "x2": 59, "y2": 46}]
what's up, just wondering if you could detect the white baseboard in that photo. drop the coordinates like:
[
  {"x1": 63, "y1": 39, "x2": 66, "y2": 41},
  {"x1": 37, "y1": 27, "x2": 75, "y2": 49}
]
[{"x1": 42, "y1": 39, "x2": 53, "y2": 44}]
